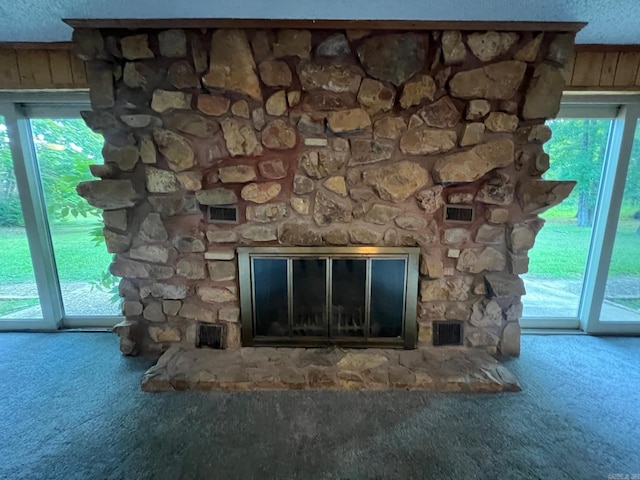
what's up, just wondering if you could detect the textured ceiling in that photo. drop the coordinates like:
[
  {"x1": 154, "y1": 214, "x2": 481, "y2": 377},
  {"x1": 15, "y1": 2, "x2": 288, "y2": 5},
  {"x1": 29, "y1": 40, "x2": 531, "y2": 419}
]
[{"x1": 0, "y1": 0, "x2": 638, "y2": 44}]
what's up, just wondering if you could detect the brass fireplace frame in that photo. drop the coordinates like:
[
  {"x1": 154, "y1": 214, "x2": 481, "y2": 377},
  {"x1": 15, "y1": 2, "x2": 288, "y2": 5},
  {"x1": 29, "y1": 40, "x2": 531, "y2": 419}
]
[{"x1": 237, "y1": 247, "x2": 420, "y2": 349}]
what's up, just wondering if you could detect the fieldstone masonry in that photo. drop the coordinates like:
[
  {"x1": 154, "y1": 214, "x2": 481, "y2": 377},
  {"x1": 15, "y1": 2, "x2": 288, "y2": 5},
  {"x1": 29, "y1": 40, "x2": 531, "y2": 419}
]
[{"x1": 74, "y1": 26, "x2": 576, "y2": 360}]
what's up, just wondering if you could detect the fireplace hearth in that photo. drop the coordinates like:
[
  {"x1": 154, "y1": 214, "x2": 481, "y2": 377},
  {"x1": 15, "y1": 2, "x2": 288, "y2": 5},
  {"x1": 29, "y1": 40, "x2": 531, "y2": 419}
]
[{"x1": 238, "y1": 247, "x2": 419, "y2": 348}]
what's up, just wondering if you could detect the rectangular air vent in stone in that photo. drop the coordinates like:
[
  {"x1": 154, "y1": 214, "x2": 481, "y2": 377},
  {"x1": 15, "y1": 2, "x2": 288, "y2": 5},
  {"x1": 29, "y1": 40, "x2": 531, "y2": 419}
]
[
  {"x1": 432, "y1": 321, "x2": 463, "y2": 346},
  {"x1": 208, "y1": 205, "x2": 238, "y2": 224},
  {"x1": 197, "y1": 322, "x2": 225, "y2": 349},
  {"x1": 444, "y1": 205, "x2": 474, "y2": 223}
]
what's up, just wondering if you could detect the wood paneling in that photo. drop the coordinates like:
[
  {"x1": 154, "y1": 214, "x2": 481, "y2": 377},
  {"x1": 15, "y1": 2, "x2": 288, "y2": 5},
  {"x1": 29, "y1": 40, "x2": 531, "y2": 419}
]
[
  {"x1": 0, "y1": 44, "x2": 87, "y2": 89},
  {"x1": 599, "y1": 52, "x2": 619, "y2": 87},
  {"x1": 572, "y1": 52, "x2": 605, "y2": 86},
  {"x1": 565, "y1": 46, "x2": 640, "y2": 90}
]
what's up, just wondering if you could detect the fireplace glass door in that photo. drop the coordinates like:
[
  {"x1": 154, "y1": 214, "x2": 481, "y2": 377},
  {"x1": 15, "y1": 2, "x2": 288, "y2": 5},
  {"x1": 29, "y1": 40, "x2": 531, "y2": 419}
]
[{"x1": 238, "y1": 247, "x2": 419, "y2": 349}]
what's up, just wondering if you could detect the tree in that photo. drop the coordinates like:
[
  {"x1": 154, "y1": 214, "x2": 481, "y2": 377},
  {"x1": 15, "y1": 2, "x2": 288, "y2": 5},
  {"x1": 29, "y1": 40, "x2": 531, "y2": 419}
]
[
  {"x1": 31, "y1": 118, "x2": 103, "y2": 222},
  {"x1": 544, "y1": 119, "x2": 610, "y2": 227},
  {"x1": 0, "y1": 118, "x2": 104, "y2": 226},
  {"x1": 0, "y1": 120, "x2": 24, "y2": 226}
]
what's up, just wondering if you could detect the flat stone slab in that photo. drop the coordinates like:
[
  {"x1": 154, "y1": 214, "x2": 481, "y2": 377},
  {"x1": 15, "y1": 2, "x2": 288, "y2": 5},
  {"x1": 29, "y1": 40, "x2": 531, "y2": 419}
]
[{"x1": 141, "y1": 346, "x2": 521, "y2": 393}]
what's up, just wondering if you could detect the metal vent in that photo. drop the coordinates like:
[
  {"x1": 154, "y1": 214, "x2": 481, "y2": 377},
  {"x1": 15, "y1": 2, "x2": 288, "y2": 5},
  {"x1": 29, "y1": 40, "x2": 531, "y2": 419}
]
[
  {"x1": 444, "y1": 205, "x2": 474, "y2": 223},
  {"x1": 196, "y1": 322, "x2": 225, "y2": 349},
  {"x1": 432, "y1": 321, "x2": 463, "y2": 346},
  {"x1": 208, "y1": 205, "x2": 238, "y2": 224}
]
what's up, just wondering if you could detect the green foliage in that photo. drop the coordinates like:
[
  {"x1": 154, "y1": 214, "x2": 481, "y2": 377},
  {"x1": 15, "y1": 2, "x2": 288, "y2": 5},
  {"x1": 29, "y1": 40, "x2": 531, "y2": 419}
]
[
  {"x1": 0, "y1": 119, "x2": 23, "y2": 226},
  {"x1": 543, "y1": 118, "x2": 610, "y2": 226},
  {"x1": 544, "y1": 118, "x2": 640, "y2": 226},
  {"x1": 30, "y1": 119, "x2": 104, "y2": 223},
  {"x1": 0, "y1": 118, "x2": 104, "y2": 227},
  {"x1": 89, "y1": 266, "x2": 121, "y2": 304},
  {"x1": 0, "y1": 196, "x2": 23, "y2": 226}
]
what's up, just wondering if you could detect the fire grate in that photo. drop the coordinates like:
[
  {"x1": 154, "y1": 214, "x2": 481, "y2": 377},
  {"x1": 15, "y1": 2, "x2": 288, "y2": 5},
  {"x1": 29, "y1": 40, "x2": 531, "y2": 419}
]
[
  {"x1": 208, "y1": 205, "x2": 238, "y2": 224},
  {"x1": 196, "y1": 322, "x2": 225, "y2": 349},
  {"x1": 432, "y1": 321, "x2": 463, "y2": 346},
  {"x1": 444, "y1": 205, "x2": 474, "y2": 223}
]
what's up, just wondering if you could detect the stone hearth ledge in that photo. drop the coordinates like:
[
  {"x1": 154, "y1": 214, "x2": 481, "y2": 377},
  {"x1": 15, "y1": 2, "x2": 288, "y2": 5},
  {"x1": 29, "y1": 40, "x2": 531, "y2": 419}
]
[{"x1": 141, "y1": 346, "x2": 521, "y2": 392}]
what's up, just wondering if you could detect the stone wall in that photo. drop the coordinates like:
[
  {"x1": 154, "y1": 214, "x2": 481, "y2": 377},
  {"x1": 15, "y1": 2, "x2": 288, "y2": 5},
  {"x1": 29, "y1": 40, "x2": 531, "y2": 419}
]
[{"x1": 73, "y1": 26, "x2": 576, "y2": 357}]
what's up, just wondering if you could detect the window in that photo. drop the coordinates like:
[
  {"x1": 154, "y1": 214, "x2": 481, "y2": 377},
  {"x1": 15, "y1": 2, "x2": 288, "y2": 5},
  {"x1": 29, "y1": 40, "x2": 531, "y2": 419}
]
[
  {"x1": 31, "y1": 118, "x2": 120, "y2": 316},
  {"x1": 0, "y1": 95, "x2": 122, "y2": 330},
  {"x1": 522, "y1": 118, "x2": 612, "y2": 319},
  {"x1": 600, "y1": 120, "x2": 640, "y2": 322},
  {"x1": 0, "y1": 116, "x2": 43, "y2": 319},
  {"x1": 520, "y1": 98, "x2": 640, "y2": 334}
]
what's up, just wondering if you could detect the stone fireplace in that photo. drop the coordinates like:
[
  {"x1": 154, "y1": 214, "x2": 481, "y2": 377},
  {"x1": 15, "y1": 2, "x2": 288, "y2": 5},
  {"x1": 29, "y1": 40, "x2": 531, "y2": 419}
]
[{"x1": 71, "y1": 20, "x2": 578, "y2": 371}]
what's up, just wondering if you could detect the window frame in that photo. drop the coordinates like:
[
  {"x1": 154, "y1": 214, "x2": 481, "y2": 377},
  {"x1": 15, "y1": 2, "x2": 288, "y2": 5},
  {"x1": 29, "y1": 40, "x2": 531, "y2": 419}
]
[
  {"x1": 521, "y1": 93, "x2": 640, "y2": 334},
  {"x1": 0, "y1": 92, "x2": 122, "y2": 330}
]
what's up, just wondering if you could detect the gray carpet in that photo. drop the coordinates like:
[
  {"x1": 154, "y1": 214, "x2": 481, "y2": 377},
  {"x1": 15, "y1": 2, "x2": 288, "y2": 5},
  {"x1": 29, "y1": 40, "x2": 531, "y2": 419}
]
[{"x1": 0, "y1": 333, "x2": 638, "y2": 480}]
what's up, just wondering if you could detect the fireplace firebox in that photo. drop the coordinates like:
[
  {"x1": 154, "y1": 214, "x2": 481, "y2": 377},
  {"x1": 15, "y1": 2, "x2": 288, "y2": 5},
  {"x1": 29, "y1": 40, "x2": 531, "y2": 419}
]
[{"x1": 238, "y1": 247, "x2": 419, "y2": 348}]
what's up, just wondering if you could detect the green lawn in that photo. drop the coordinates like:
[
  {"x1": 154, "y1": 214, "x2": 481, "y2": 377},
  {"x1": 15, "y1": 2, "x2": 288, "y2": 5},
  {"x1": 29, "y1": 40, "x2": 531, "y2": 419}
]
[
  {"x1": 0, "y1": 221, "x2": 113, "y2": 285},
  {"x1": 529, "y1": 216, "x2": 640, "y2": 279}
]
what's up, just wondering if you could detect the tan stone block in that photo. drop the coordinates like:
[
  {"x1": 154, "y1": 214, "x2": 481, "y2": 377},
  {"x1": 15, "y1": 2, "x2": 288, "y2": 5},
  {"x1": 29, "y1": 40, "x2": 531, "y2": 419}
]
[
  {"x1": 450, "y1": 61, "x2": 527, "y2": 100},
  {"x1": 460, "y1": 123, "x2": 485, "y2": 147},
  {"x1": 420, "y1": 253, "x2": 444, "y2": 278},
  {"x1": 265, "y1": 91, "x2": 287, "y2": 116},
  {"x1": 219, "y1": 307, "x2": 240, "y2": 323},
  {"x1": 153, "y1": 129, "x2": 194, "y2": 172},
  {"x1": 485, "y1": 112, "x2": 519, "y2": 132},
  {"x1": 433, "y1": 140, "x2": 514, "y2": 184},
  {"x1": 162, "y1": 300, "x2": 182, "y2": 316},
  {"x1": 327, "y1": 109, "x2": 371, "y2": 133},
  {"x1": 197, "y1": 94, "x2": 230, "y2": 116},
  {"x1": 207, "y1": 261, "x2": 236, "y2": 282},
  {"x1": 197, "y1": 285, "x2": 237, "y2": 303},
  {"x1": 363, "y1": 161, "x2": 430, "y2": 203},
  {"x1": 399, "y1": 74, "x2": 436, "y2": 108},
  {"x1": 357, "y1": 78, "x2": 395, "y2": 115},
  {"x1": 241, "y1": 182, "x2": 281, "y2": 204},
  {"x1": 176, "y1": 257, "x2": 207, "y2": 280},
  {"x1": 203, "y1": 29, "x2": 262, "y2": 101},
  {"x1": 399, "y1": 127, "x2": 456, "y2": 155},
  {"x1": 323, "y1": 176, "x2": 348, "y2": 197},
  {"x1": 442, "y1": 30, "x2": 468, "y2": 65},
  {"x1": 218, "y1": 165, "x2": 257, "y2": 184},
  {"x1": 522, "y1": 63, "x2": 565, "y2": 120},
  {"x1": 298, "y1": 61, "x2": 361, "y2": 93},
  {"x1": 148, "y1": 326, "x2": 181, "y2": 343},
  {"x1": 121, "y1": 34, "x2": 154, "y2": 60},
  {"x1": 231, "y1": 100, "x2": 250, "y2": 119},
  {"x1": 220, "y1": 118, "x2": 263, "y2": 157},
  {"x1": 151, "y1": 90, "x2": 191, "y2": 113},
  {"x1": 273, "y1": 29, "x2": 311, "y2": 59},
  {"x1": 123, "y1": 300, "x2": 143, "y2": 316},
  {"x1": 373, "y1": 116, "x2": 407, "y2": 140},
  {"x1": 258, "y1": 60, "x2": 292, "y2": 87},
  {"x1": 486, "y1": 207, "x2": 510, "y2": 224},
  {"x1": 290, "y1": 197, "x2": 310, "y2": 215},
  {"x1": 262, "y1": 120, "x2": 296, "y2": 149},
  {"x1": 176, "y1": 171, "x2": 202, "y2": 191},
  {"x1": 467, "y1": 32, "x2": 519, "y2": 62},
  {"x1": 143, "y1": 302, "x2": 165, "y2": 323},
  {"x1": 515, "y1": 33, "x2": 543, "y2": 62}
]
